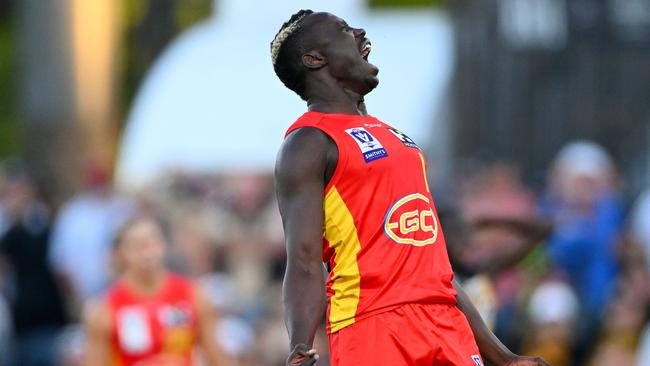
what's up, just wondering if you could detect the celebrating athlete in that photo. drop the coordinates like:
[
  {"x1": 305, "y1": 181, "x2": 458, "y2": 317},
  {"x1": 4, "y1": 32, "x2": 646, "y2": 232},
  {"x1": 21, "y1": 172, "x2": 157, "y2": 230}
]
[{"x1": 271, "y1": 10, "x2": 550, "y2": 366}]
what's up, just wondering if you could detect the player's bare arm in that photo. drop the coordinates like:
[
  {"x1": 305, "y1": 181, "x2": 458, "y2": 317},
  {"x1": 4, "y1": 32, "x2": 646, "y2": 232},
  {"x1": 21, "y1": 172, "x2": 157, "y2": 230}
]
[
  {"x1": 83, "y1": 299, "x2": 112, "y2": 366},
  {"x1": 275, "y1": 127, "x2": 337, "y2": 366},
  {"x1": 454, "y1": 280, "x2": 550, "y2": 366},
  {"x1": 194, "y1": 284, "x2": 228, "y2": 366}
]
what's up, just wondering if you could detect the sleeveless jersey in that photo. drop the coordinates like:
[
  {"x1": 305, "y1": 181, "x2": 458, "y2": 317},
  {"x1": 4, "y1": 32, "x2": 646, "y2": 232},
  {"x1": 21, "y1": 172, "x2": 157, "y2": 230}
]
[
  {"x1": 106, "y1": 273, "x2": 198, "y2": 366},
  {"x1": 285, "y1": 112, "x2": 457, "y2": 333}
]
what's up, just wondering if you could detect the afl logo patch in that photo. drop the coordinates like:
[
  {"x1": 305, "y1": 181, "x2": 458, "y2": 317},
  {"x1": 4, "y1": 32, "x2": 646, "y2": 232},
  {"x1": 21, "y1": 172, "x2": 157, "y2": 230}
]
[
  {"x1": 345, "y1": 127, "x2": 388, "y2": 163},
  {"x1": 388, "y1": 128, "x2": 419, "y2": 149},
  {"x1": 384, "y1": 193, "x2": 438, "y2": 246}
]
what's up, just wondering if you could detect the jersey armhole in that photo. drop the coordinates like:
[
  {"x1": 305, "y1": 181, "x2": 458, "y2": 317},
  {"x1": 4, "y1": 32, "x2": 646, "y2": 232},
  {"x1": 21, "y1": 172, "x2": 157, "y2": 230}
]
[{"x1": 285, "y1": 123, "x2": 347, "y2": 195}]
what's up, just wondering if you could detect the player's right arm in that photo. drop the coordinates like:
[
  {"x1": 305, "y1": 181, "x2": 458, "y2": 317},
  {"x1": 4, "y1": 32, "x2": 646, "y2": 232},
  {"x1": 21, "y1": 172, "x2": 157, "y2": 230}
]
[
  {"x1": 275, "y1": 127, "x2": 332, "y2": 366},
  {"x1": 83, "y1": 299, "x2": 112, "y2": 366}
]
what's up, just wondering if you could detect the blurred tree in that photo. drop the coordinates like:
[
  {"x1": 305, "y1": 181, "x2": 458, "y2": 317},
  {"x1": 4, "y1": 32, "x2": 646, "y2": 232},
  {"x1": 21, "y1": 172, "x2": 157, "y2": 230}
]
[
  {"x1": 120, "y1": 0, "x2": 211, "y2": 120},
  {"x1": 0, "y1": 0, "x2": 19, "y2": 158},
  {"x1": 7, "y1": 0, "x2": 211, "y2": 207},
  {"x1": 17, "y1": 0, "x2": 79, "y2": 207}
]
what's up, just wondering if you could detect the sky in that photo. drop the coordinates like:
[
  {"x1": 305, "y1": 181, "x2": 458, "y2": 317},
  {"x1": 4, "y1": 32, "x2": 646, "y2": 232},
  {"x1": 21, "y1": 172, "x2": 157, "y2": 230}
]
[{"x1": 116, "y1": 0, "x2": 454, "y2": 188}]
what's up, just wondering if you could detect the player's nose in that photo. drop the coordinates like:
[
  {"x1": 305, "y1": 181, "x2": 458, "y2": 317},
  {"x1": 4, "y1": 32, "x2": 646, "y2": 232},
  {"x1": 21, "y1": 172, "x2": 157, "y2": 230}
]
[{"x1": 354, "y1": 28, "x2": 366, "y2": 38}]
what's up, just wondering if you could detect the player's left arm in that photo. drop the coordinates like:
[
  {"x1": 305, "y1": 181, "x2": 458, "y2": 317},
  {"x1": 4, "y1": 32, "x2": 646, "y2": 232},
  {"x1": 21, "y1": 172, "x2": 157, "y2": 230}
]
[
  {"x1": 82, "y1": 299, "x2": 112, "y2": 366},
  {"x1": 194, "y1": 284, "x2": 228, "y2": 366},
  {"x1": 454, "y1": 280, "x2": 551, "y2": 366}
]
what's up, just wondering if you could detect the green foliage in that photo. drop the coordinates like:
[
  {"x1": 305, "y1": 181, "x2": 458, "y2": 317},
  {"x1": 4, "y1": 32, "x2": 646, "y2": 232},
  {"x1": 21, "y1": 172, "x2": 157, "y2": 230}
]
[
  {"x1": 0, "y1": 5, "x2": 19, "y2": 158},
  {"x1": 176, "y1": 0, "x2": 212, "y2": 29},
  {"x1": 119, "y1": 0, "x2": 212, "y2": 122},
  {"x1": 369, "y1": 0, "x2": 444, "y2": 8},
  {"x1": 122, "y1": 0, "x2": 148, "y2": 29}
]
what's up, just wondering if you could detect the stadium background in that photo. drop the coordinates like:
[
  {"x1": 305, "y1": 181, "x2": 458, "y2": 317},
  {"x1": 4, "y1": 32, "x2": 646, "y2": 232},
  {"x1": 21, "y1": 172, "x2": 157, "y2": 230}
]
[{"x1": 1, "y1": 0, "x2": 650, "y2": 365}]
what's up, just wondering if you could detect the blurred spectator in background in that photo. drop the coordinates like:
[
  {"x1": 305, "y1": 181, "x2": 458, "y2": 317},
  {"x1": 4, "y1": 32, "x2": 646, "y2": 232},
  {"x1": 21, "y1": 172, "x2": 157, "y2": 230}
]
[
  {"x1": 49, "y1": 164, "x2": 133, "y2": 308},
  {"x1": 524, "y1": 278, "x2": 579, "y2": 366},
  {"x1": 0, "y1": 171, "x2": 10, "y2": 239},
  {"x1": 540, "y1": 141, "x2": 625, "y2": 363},
  {"x1": 0, "y1": 164, "x2": 11, "y2": 366},
  {"x1": 632, "y1": 187, "x2": 650, "y2": 366},
  {"x1": 451, "y1": 162, "x2": 554, "y2": 346},
  {"x1": 0, "y1": 161, "x2": 68, "y2": 366},
  {"x1": 215, "y1": 174, "x2": 284, "y2": 306},
  {"x1": 631, "y1": 188, "x2": 650, "y2": 268}
]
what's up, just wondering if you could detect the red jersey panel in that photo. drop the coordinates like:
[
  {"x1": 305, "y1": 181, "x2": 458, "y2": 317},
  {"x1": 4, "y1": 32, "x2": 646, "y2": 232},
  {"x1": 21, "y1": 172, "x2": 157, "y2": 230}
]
[
  {"x1": 106, "y1": 273, "x2": 198, "y2": 366},
  {"x1": 285, "y1": 112, "x2": 457, "y2": 333}
]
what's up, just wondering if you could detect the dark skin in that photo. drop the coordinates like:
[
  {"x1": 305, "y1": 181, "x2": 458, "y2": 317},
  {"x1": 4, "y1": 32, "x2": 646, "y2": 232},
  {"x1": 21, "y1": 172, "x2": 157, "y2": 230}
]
[{"x1": 275, "y1": 12, "x2": 550, "y2": 366}]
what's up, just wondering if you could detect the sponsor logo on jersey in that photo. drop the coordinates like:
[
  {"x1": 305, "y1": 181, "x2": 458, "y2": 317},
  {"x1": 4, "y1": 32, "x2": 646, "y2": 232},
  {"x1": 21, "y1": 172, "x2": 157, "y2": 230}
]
[
  {"x1": 388, "y1": 128, "x2": 419, "y2": 149},
  {"x1": 384, "y1": 193, "x2": 438, "y2": 246},
  {"x1": 345, "y1": 127, "x2": 388, "y2": 163},
  {"x1": 158, "y1": 304, "x2": 192, "y2": 328},
  {"x1": 364, "y1": 123, "x2": 383, "y2": 128},
  {"x1": 472, "y1": 355, "x2": 484, "y2": 366},
  {"x1": 117, "y1": 306, "x2": 152, "y2": 354}
]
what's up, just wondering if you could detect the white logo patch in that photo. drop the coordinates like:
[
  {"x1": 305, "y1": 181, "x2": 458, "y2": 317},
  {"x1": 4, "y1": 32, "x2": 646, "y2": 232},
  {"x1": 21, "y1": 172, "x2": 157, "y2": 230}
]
[
  {"x1": 472, "y1": 355, "x2": 484, "y2": 366},
  {"x1": 117, "y1": 306, "x2": 152, "y2": 354},
  {"x1": 345, "y1": 127, "x2": 388, "y2": 163}
]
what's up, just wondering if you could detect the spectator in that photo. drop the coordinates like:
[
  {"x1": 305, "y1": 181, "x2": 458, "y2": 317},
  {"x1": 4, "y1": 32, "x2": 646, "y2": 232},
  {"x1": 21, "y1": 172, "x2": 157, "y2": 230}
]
[
  {"x1": 48, "y1": 164, "x2": 133, "y2": 305},
  {"x1": 540, "y1": 141, "x2": 625, "y2": 362},
  {"x1": 0, "y1": 165, "x2": 68, "y2": 366},
  {"x1": 631, "y1": 188, "x2": 650, "y2": 266},
  {"x1": 523, "y1": 279, "x2": 579, "y2": 366}
]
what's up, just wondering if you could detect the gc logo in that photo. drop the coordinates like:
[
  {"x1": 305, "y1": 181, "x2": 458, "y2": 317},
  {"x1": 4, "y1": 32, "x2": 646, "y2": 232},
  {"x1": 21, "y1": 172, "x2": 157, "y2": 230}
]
[{"x1": 384, "y1": 193, "x2": 438, "y2": 246}]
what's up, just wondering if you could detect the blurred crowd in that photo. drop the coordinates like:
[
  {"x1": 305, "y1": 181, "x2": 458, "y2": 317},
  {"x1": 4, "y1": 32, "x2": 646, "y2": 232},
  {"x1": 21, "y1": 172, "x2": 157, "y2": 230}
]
[{"x1": 0, "y1": 139, "x2": 649, "y2": 366}]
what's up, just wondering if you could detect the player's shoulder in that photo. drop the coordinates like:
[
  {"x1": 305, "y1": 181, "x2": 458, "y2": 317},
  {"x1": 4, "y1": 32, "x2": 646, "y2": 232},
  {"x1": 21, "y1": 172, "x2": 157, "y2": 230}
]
[
  {"x1": 285, "y1": 111, "x2": 326, "y2": 135},
  {"x1": 277, "y1": 127, "x2": 332, "y2": 177},
  {"x1": 284, "y1": 125, "x2": 331, "y2": 151}
]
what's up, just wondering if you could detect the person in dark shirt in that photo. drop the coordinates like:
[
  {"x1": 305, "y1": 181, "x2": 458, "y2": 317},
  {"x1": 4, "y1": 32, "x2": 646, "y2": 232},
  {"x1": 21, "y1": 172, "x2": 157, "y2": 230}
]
[{"x1": 0, "y1": 166, "x2": 68, "y2": 366}]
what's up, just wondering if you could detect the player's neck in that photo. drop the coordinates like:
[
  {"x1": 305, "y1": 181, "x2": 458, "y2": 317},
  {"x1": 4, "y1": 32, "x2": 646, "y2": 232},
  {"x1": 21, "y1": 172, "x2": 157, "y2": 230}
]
[
  {"x1": 306, "y1": 78, "x2": 368, "y2": 116},
  {"x1": 122, "y1": 269, "x2": 166, "y2": 297},
  {"x1": 308, "y1": 99, "x2": 368, "y2": 116}
]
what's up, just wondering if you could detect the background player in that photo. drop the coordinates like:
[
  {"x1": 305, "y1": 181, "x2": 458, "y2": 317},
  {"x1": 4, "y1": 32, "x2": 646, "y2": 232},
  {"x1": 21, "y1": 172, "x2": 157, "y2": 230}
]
[
  {"x1": 83, "y1": 216, "x2": 225, "y2": 366},
  {"x1": 272, "y1": 10, "x2": 551, "y2": 366}
]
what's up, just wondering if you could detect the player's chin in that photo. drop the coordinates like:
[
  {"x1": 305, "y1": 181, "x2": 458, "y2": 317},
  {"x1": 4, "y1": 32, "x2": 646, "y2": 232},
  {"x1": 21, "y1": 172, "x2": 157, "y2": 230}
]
[
  {"x1": 365, "y1": 64, "x2": 379, "y2": 88},
  {"x1": 363, "y1": 75, "x2": 379, "y2": 93}
]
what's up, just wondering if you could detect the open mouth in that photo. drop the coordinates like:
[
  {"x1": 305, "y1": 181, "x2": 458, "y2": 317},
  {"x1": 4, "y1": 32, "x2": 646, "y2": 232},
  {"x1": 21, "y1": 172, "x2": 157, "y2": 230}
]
[{"x1": 360, "y1": 40, "x2": 372, "y2": 61}]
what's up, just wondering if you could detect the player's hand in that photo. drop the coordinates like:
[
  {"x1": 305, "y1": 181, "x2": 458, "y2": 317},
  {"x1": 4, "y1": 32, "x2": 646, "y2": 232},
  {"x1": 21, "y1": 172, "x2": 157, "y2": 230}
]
[
  {"x1": 286, "y1": 343, "x2": 319, "y2": 365},
  {"x1": 506, "y1": 356, "x2": 551, "y2": 366}
]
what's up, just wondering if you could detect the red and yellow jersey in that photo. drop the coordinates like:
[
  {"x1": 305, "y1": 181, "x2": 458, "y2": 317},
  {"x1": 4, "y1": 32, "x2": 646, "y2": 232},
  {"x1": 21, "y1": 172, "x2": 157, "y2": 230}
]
[
  {"x1": 106, "y1": 273, "x2": 198, "y2": 366},
  {"x1": 286, "y1": 112, "x2": 457, "y2": 333}
]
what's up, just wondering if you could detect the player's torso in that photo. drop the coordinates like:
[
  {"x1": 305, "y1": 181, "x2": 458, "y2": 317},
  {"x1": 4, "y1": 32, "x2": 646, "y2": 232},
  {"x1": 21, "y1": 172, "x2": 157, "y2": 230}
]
[
  {"x1": 286, "y1": 112, "x2": 457, "y2": 333},
  {"x1": 107, "y1": 274, "x2": 198, "y2": 366}
]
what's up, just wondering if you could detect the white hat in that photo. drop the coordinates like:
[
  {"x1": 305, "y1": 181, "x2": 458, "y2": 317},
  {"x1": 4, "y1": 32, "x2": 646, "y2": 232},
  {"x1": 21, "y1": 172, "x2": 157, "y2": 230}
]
[
  {"x1": 529, "y1": 281, "x2": 579, "y2": 324},
  {"x1": 555, "y1": 140, "x2": 613, "y2": 179}
]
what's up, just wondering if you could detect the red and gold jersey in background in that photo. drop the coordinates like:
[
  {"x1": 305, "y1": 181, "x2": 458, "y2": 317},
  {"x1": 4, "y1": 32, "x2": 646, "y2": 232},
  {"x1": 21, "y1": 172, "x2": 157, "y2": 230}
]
[
  {"x1": 286, "y1": 112, "x2": 457, "y2": 333},
  {"x1": 106, "y1": 273, "x2": 198, "y2": 366}
]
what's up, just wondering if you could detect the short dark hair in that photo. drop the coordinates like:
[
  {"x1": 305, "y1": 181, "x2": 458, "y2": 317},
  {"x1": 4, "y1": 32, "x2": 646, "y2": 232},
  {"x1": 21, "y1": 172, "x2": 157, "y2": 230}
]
[{"x1": 270, "y1": 9, "x2": 314, "y2": 101}]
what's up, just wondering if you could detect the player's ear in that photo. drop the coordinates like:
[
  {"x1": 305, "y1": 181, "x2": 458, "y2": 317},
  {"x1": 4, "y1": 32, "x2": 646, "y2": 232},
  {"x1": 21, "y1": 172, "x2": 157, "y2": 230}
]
[{"x1": 302, "y1": 50, "x2": 326, "y2": 69}]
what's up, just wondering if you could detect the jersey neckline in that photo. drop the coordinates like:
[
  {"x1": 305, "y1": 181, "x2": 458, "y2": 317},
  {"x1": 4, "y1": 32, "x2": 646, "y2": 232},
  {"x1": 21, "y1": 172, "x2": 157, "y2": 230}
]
[{"x1": 303, "y1": 111, "x2": 378, "y2": 120}]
